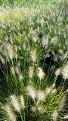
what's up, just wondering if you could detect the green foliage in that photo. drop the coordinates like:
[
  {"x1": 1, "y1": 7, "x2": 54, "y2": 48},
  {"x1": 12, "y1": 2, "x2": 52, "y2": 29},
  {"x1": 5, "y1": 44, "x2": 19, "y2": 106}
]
[
  {"x1": 0, "y1": 3, "x2": 68, "y2": 121},
  {"x1": 0, "y1": 0, "x2": 59, "y2": 7}
]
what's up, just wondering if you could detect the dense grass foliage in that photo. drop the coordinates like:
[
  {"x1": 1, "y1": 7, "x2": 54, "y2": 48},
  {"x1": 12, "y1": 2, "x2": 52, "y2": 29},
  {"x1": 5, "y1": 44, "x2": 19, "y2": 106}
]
[
  {"x1": 0, "y1": 2, "x2": 68, "y2": 121},
  {"x1": 0, "y1": 0, "x2": 66, "y2": 7}
]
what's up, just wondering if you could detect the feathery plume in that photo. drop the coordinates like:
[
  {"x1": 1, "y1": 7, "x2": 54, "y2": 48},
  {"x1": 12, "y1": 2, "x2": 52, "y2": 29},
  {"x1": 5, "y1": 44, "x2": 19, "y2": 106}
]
[
  {"x1": 51, "y1": 89, "x2": 56, "y2": 94},
  {"x1": 63, "y1": 115, "x2": 68, "y2": 119},
  {"x1": 37, "y1": 104, "x2": 44, "y2": 112},
  {"x1": 61, "y1": 62, "x2": 68, "y2": 79},
  {"x1": 55, "y1": 68, "x2": 61, "y2": 77},
  {"x1": 37, "y1": 67, "x2": 45, "y2": 80},
  {"x1": 46, "y1": 87, "x2": 52, "y2": 95},
  {"x1": 4, "y1": 104, "x2": 16, "y2": 121},
  {"x1": 31, "y1": 106, "x2": 36, "y2": 112},
  {"x1": 33, "y1": 36, "x2": 38, "y2": 43},
  {"x1": 15, "y1": 66, "x2": 20, "y2": 75},
  {"x1": 10, "y1": 66, "x2": 15, "y2": 75},
  {"x1": 58, "y1": 94, "x2": 66, "y2": 111},
  {"x1": 42, "y1": 35, "x2": 49, "y2": 47},
  {"x1": 63, "y1": 52, "x2": 68, "y2": 59},
  {"x1": 28, "y1": 66, "x2": 34, "y2": 79},
  {"x1": 26, "y1": 85, "x2": 36, "y2": 100},
  {"x1": 30, "y1": 49, "x2": 37, "y2": 62},
  {"x1": 19, "y1": 73, "x2": 23, "y2": 81},
  {"x1": 52, "y1": 110, "x2": 58, "y2": 121},
  {"x1": 10, "y1": 95, "x2": 21, "y2": 113},
  {"x1": 51, "y1": 36, "x2": 58, "y2": 45},
  {"x1": 52, "y1": 82, "x2": 55, "y2": 88},
  {"x1": 0, "y1": 56, "x2": 5, "y2": 64},
  {"x1": 41, "y1": 17, "x2": 44, "y2": 28},
  {"x1": 20, "y1": 95, "x2": 25, "y2": 109},
  {"x1": 5, "y1": 44, "x2": 15, "y2": 59},
  {"x1": 37, "y1": 90, "x2": 45, "y2": 101}
]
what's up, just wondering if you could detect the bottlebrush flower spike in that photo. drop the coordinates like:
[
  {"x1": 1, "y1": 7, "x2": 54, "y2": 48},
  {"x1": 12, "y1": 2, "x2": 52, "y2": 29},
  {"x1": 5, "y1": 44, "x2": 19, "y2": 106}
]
[
  {"x1": 4, "y1": 104, "x2": 16, "y2": 121},
  {"x1": 37, "y1": 67, "x2": 45, "y2": 80},
  {"x1": 61, "y1": 62, "x2": 68, "y2": 79},
  {"x1": 52, "y1": 110, "x2": 58, "y2": 121},
  {"x1": 5, "y1": 43, "x2": 15, "y2": 59},
  {"x1": 30, "y1": 49, "x2": 37, "y2": 63},
  {"x1": 26, "y1": 85, "x2": 36, "y2": 100},
  {"x1": 20, "y1": 95, "x2": 25, "y2": 109},
  {"x1": 10, "y1": 95, "x2": 21, "y2": 113},
  {"x1": 28, "y1": 66, "x2": 34, "y2": 79},
  {"x1": 46, "y1": 87, "x2": 52, "y2": 95},
  {"x1": 37, "y1": 90, "x2": 45, "y2": 101},
  {"x1": 55, "y1": 68, "x2": 61, "y2": 77},
  {"x1": 58, "y1": 94, "x2": 66, "y2": 111}
]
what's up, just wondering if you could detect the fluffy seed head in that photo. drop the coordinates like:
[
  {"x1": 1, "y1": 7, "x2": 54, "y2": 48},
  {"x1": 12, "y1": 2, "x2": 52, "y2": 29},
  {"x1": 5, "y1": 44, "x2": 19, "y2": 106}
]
[
  {"x1": 6, "y1": 44, "x2": 15, "y2": 59},
  {"x1": 28, "y1": 66, "x2": 34, "y2": 79},
  {"x1": 63, "y1": 115, "x2": 68, "y2": 119},
  {"x1": 31, "y1": 106, "x2": 36, "y2": 112},
  {"x1": 51, "y1": 89, "x2": 56, "y2": 94},
  {"x1": 15, "y1": 66, "x2": 20, "y2": 75},
  {"x1": 10, "y1": 67, "x2": 15, "y2": 75},
  {"x1": 20, "y1": 95, "x2": 25, "y2": 109},
  {"x1": 63, "y1": 52, "x2": 68, "y2": 59},
  {"x1": 46, "y1": 87, "x2": 52, "y2": 95},
  {"x1": 55, "y1": 68, "x2": 61, "y2": 77},
  {"x1": 4, "y1": 104, "x2": 16, "y2": 121},
  {"x1": 19, "y1": 73, "x2": 23, "y2": 80},
  {"x1": 37, "y1": 67, "x2": 45, "y2": 80},
  {"x1": 23, "y1": 43, "x2": 26, "y2": 50},
  {"x1": 37, "y1": 90, "x2": 45, "y2": 101},
  {"x1": 26, "y1": 85, "x2": 36, "y2": 100},
  {"x1": 52, "y1": 82, "x2": 55, "y2": 88},
  {"x1": 61, "y1": 62, "x2": 68, "y2": 79},
  {"x1": 37, "y1": 105, "x2": 44, "y2": 112},
  {"x1": 59, "y1": 94, "x2": 66, "y2": 111},
  {"x1": 41, "y1": 17, "x2": 44, "y2": 27},
  {"x1": 42, "y1": 35, "x2": 49, "y2": 47},
  {"x1": 10, "y1": 95, "x2": 21, "y2": 112},
  {"x1": 51, "y1": 36, "x2": 58, "y2": 45},
  {"x1": 0, "y1": 56, "x2": 5, "y2": 64},
  {"x1": 30, "y1": 49, "x2": 37, "y2": 62},
  {"x1": 33, "y1": 36, "x2": 38, "y2": 42},
  {"x1": 52, "y1": 110, "x2": 58, "y2": 121}
]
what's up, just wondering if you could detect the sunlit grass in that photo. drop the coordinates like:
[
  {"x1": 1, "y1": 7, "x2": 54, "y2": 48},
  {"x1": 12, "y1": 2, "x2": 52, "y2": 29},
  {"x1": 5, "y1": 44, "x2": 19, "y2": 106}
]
[{"x1": 0, "y1": 2, "x2": 68, "y2": 121}]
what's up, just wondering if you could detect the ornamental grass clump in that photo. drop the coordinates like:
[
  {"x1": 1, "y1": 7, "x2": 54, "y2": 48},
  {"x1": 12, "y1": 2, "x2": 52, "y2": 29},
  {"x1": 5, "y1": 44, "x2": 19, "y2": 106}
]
[{"x1": 0, "y1": 2, "x2": 68, "y2": 121}]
